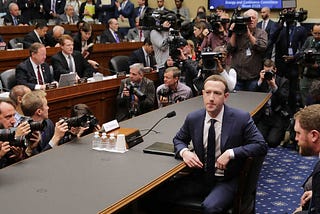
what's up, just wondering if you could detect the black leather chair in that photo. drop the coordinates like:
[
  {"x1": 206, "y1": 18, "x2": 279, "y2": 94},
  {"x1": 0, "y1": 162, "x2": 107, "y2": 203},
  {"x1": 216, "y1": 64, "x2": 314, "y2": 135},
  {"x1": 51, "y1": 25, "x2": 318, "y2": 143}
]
[
  {"x1": 109, "y1": 55, "x2": 130, "y2": 74},
  {"x1": 8, "y1": 37, "x2": 24, "y2": 49},
  {"x1": 0, "y1": 68, "x2": 16, "y2": 91},
  {"x1": 172, "y1": 155, "x2": 266, "y2": 214}
]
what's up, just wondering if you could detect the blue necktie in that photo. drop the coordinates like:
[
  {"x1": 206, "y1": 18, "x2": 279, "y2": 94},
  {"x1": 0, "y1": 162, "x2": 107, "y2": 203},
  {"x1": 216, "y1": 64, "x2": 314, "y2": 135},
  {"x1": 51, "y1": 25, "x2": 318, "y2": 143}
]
[
  {"x1": 207, "y1": 119, "x2": 216, "y2": 173},
  {"x1": 114, "y1": 32, "x2": 120, "y2": 43}
]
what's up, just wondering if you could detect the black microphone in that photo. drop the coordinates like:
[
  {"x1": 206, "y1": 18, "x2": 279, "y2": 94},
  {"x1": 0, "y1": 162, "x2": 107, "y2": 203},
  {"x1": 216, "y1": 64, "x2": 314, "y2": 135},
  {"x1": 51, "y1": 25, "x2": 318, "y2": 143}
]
[{"x1": 126, "y1": 111, "x2": 176, "y2": 148}]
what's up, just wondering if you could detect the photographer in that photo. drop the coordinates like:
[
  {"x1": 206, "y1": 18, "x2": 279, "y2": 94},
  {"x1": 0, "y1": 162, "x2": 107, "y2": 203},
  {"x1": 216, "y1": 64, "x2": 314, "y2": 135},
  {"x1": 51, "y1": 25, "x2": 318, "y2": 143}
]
[
  {"x1": 156, "y1": 67, "x2": 192, "y2": 108},
  {"x1": 227, "y1": 9, "x2": 267, "y2": 91},
  {"x1": 59, "y1": 104, "x2": 100, "y2": 144},
  {"x1": 0, "y1": 99, "x2": 31, "y2": 168},
  {"x1": 21, "y1": 90, "x2": 68, "y2": 156},
  {"x1": 255, "y1": 59, "x2": 290, "y2": 148},
  {"x1": 270, "y1": 7, "x2": 308, "y2": 114},
  {"x1": 298, "y1": 24, "x2": 320, "y2": 106},
  {"x1": 116, "y1": 63, "x2": 155, "y2": 121}
]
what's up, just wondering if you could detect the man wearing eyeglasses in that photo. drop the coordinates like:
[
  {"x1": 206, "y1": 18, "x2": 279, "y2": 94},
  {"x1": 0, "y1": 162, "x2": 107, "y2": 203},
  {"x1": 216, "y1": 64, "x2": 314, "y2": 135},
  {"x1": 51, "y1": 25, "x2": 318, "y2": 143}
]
[{"x1": 299, "y1": 24, "x2": 320, "y2": 106}]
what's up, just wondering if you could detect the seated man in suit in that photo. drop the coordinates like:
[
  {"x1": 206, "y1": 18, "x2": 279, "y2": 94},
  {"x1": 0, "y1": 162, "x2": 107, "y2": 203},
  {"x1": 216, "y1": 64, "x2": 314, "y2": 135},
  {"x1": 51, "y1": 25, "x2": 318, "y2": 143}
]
[
  {"x1": 51, "y1": 34, "x2": 96, "y2": 82},
  {"x1": 156, "y1": 75, "x2": 267, "y2": 213},
  {"x1": 45, "y1": 25, "x2": 65, "y2": 47},
  {"x1": 128, "y1": 37, "x2": 155, "y2": 68},
  {"x1": 116, "y1": 63, "x2": 155, "y2": 121},
  {"x1": 21, "y1": 90, "x2": 68, "y2": 156},
  {"x1": 100, "y1": 18, "x2": 124, "y2": 43},
  {"x1": 16, "y1": 43, "x2": 56, "y2": 90},
  {"x1": 23, "y1": 21, "x2": 49, "y2": 49},
  {"x1": 126, "y1": 17, "x2": 150, "y2": 42},
  {"x1": 56, "y1": 4, "x2": 79, "y2": 24},
  {"x1": 3, "y1": 3, "x2": 28, "y2": 26}
]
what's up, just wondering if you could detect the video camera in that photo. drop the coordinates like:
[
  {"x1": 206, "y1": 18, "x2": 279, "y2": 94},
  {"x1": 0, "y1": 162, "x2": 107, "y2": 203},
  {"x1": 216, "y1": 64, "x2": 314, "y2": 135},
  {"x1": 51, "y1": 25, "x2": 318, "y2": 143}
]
[
  {"x1": 0, "y1": 128, "x2": 27, "y2": 147},
  {"x1": 168, "y1": 30, "x2": 187, "y2": 61},
  {"x1": 158, "y1": 87, "x2": 172, "y2": 98},
  {"x1": 303, "y1": 41, "x2": 320, "y2": 64},
  {"x1": 230, "y1": 7, "x2": 251, "y2": 35},
  {"x1": 140, "y1": 9, "x2": 181, "y2": 31},
  {"x1": 201, "y1": 47, "x2": 224, "y2": 70},
  {"x1": 59, "y1": 114, "x2": 99, "y2": 129},
  {"x1": 126, "y1": 82, "x2": 146, "y2": 101},
  {"x1": 207, "y1": 14, "x2": 230, "y2": 34},
  {"x1": 279, "y1": 8, "x2": 308, "y2": 23}
]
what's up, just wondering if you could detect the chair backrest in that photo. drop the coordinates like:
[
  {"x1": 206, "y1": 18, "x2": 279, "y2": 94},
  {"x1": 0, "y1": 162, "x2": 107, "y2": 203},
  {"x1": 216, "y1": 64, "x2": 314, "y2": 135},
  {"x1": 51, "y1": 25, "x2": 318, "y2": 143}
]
[
  {"x1": 0, "y1": 69, "x2": 16, "y2": 91},
  {"x1": 109, "y1": 55, "x2": 129, "y2": 74},
  {"x1": 233, "y1": 155, "x2": 266, "y2": 214},
  {"x1": 8, "y1": 37, "x2": 24, "y2": 49}
]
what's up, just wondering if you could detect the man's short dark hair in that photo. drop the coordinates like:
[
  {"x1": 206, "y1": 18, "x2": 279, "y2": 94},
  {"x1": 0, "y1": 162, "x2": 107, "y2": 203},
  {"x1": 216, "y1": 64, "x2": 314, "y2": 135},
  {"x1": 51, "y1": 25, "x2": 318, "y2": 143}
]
[
  {"x1": 35, "y1": 20, "x2": 48, "y2": 29},
  {"x1": 80, "y1": 22, "x2": 92, "y2": 33},
  {"x1": 204, "y1": 74, "x2": 229, "y2": 93},
  {"x1": 143, "y1": 37, "x2": 152, "y2": 46},
  {"x1": 59, "y1": 34, "x2": 74, "y2": 46},
  {"x1": 264, "y1": 59, "x2": 275, "y2": 68}
]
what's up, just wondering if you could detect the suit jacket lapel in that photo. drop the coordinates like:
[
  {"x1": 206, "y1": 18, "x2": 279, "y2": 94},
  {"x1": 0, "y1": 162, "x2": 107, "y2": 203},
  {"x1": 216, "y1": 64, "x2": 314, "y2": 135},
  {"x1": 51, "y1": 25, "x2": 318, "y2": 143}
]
[
  {"x1": 27, "y1": 58, "x2": 37, "y2": 82},
  {"x1": 221, "y1": 105, "x2": 232, "y2": 151},
  {"x1": 194, "y1": 109, "x2": 206, "y2": 163}
]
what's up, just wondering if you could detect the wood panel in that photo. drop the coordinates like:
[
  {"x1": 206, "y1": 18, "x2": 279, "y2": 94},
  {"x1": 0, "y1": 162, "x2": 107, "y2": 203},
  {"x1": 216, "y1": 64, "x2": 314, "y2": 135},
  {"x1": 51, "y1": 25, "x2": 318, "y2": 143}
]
[
  {"x1": 0, "y1": 42, "x2": 143, "y2": 74},
  {"x1": 0, "y1": 24, "x2": 105, "y2": 43},
  {"x1": 46, "y1": 72, "x2": 159, "y2": 124}
]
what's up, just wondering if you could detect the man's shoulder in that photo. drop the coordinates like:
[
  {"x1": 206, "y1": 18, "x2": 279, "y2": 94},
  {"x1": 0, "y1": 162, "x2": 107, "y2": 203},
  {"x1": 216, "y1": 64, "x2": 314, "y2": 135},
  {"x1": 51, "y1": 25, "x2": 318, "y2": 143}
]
[
  {"x1": 186, "y1": 108, "x2": 205, "y2": 120},
  {"x1": 17, "y1": 58, "x2": 30, "y2": 69},
  {"x1": 142, "y1": 77, "x2": 154, "y2": 84},
  {"x1": 224, "y1": 105, "x2": 250, "y2": 119},
  {"x1": 52, "y1": 51, "x2": 63, "y2": 60}
]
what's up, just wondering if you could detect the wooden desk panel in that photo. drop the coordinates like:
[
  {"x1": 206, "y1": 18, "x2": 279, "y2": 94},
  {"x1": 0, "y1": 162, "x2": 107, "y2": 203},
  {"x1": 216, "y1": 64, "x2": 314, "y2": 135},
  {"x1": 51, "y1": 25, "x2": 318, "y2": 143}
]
[
  {"x1": 46, "y1": 72, "x2": 159, "y2": 124},
  {"x1": 0, "y1": 42, "x2": 143, "y2": 74},
  {"x1": 0, "y1": 24, "x2": 105, "y2": 43}
]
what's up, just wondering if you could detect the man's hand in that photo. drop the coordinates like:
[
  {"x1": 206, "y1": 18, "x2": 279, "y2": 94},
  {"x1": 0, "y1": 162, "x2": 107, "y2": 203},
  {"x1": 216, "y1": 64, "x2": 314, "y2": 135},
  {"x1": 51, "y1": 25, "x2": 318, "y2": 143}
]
[
  {"x1": 300, "y1": 190, "x2": 312, "y2": 207},
  {"x1": 215, "y1": 150, "x2": 231, "y2": 170},
  {"x1": 28, "y1": 131, "x2": 41, "y2": 150},
  {"x1": 51, "y1": 120, "x2": 68, "y2": 146},
  {"x1": 9, "y1": 146, "x2": 24, "y2": 161},
  {"x1": 182, "y1": 150, "x2": 203, "y2": 169},
  {"x1": 0, "y1": 141, "x2": 10, "y2": 158},
  {"x1": 122, "y1": 84, "x2": 130, "y2": 97},
  {"x1": 15, "y1": 121, "x2": 31, "y2": 138}
]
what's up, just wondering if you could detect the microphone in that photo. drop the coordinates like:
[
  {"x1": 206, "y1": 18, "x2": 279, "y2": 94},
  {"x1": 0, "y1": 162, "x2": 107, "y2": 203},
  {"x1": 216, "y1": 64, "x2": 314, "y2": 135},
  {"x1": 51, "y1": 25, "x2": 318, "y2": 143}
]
[{"x1": 126, "y1": 111, "x2": 176, "y2": 148}]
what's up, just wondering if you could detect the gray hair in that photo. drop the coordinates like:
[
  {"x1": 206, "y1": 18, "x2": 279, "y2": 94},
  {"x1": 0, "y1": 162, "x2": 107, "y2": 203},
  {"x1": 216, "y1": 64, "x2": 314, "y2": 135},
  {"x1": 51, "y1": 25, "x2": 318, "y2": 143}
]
[
  {"x1": 244, "y1": 9, "x2": 258, "y2": 19},
  {"x1": 53, "y1": 25, "x2": 65, "y2": 34},
  {"x1": 130, "y1": 63, "x2": 144, "y2": 74}
]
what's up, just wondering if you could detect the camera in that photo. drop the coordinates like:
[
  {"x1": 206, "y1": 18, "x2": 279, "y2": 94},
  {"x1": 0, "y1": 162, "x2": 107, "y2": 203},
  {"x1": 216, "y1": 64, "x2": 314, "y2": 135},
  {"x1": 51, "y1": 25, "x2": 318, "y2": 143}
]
[
  {"x1": 126, "y1": 82, "x2": 146, "y2": 100},
  {"x1": 230, "y1": 7, "x2": 251, "y2": 35},
  {"x1": 0, "y1": 128, "x2": 27, "y2": 147},
  {"x1": 303, "y1": 41, "x2": 320, "y2": 64},
  {"x1": 264, "y1": 70, "x2": 275, "y2": 81},
  {"x1": 279, "y1": 8, "x2": 308, "y2": 23},
  {"x1": 140, "y1": 9, "x2": 181, "y2": 31},
  {"x1": 201, "y1": 48, "x2": 224, "y2": 70},
  {"x1": 207, "y1": 14, "x2": 230, "y2": 34},
  {"x1": 158, "y1": 87, "x2": 172, "y2": 97},
  {"x1": 169, "y1": 35, "x2": 187, "y2": 61},
  {"x1": 60, "y1": 114, "x2": 99, "y2": 129}
]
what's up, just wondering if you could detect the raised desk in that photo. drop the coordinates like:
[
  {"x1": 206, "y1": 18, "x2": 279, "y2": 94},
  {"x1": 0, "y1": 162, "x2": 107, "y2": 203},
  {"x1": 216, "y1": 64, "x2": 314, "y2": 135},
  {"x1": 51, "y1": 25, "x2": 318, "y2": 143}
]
[
  {"x1": 0, "y1": 24, "x2": 105, "y2": 43},
  {"x1": 0, "y1": 91, "x2": 270, "y2": 214},
  {"x1": 46, "y1": 72, "x2": 159, "y2": 124},
  {"x1": 0, "y1": 42, "x2": 143, "y2": 74}
]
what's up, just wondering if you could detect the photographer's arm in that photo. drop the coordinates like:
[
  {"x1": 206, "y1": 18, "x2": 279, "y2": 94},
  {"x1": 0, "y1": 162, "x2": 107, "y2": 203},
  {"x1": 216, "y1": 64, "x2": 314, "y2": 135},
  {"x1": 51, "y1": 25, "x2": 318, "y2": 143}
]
[
  {"x1": 48, "y1": 120, "x2": 68, "y2": 148},
  {"x1": 14, "y1": 121, "x2": 31, "y2": 138}
]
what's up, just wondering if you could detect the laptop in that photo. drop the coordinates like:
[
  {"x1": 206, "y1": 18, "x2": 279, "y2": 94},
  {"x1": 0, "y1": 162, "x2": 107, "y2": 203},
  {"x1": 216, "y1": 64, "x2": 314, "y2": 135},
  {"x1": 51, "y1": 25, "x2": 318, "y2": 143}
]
[
  {"x1": 58, "y1": 73, "x2": 77, "y2": 87},
  {"x1": 143, "y1": 142, "x2": 175, "y2": 156}
]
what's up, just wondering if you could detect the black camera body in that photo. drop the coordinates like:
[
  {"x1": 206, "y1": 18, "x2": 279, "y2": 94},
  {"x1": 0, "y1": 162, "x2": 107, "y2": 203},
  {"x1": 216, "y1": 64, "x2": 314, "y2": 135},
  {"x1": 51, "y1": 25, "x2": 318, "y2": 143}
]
[
  {"x1": 158, "y1": 87, "x2": 172, "y2": 97},
  {"x1": 0, "y1": 128, "x2": 27, "y2": 147},
  {"x1": 303, "y1": 41, "x2": 320, "y2": 64},
  {"x1": 201, "y1": 49, "x2": 224, "y2": 70},
  {"x1": 207, "y1": 14, "x2": 230, "y2": 34},
  {"x1": 279, "y1": 8, "x2": 308, "y2": 23},
  {"x1": 168, "y1": 35, "x2": 187, "y2": 61},
  {"x1": 127, "y1": 82, "x2": 146, "y2": 101},
  {"x1": 230, "y1": 7, "x2": 251, "y2": 35},
  {"x1": 60, "y1": 114, "x2": 98, "y2": 129},
  {"x1": 264, "y1": 70, "x2": 275, "y2": 81},
  {"x1": 140, "y1": 9, "x2": 180, "y2": 31}
]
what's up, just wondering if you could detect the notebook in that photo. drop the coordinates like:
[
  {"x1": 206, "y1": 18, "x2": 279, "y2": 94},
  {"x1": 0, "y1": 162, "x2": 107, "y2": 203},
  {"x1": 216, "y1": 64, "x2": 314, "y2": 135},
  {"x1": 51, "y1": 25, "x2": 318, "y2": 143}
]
[
  {"x1": 58, "y1": 73, "x2": 77, "y2": 87},
  {"x1": 143, "y1": 142, "x2": 175, "y2": 156}
]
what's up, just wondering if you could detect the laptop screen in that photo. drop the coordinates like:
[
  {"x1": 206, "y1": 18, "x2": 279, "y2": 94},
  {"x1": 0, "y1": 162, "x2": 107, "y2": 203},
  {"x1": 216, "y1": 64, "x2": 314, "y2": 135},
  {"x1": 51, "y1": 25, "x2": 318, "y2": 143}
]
[{"x1": 58, "y1": 73, "x2": 77, "y2": 87}]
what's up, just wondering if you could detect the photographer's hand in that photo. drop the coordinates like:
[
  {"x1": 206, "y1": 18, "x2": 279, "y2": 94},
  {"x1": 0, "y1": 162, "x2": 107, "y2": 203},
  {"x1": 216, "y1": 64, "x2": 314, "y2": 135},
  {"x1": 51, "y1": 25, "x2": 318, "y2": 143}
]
[
  {"x1": 28, "y1": 131, "x2": 41, "y2": 150},
  {"x1": 9, "y1": 146, "x2": 24, "y2": 161},
  {"x1": 51, "y1": 120, "x2": 68, "y2": 147},
  {"x1": 162, "y1": 21, "x2": 171, "y2": 29},
  {"x1": 122, "y1": 85, "x2": 130, "y2": 97},
  {"x1": 15, "y1": 121, "x2": 31, "y2": 138},
  {"x1": 0, "y1": 141, "x2": 10, "y2": 159},
  {"x1": 215, "y1": 58, "x2": 223, "y2": 73}
]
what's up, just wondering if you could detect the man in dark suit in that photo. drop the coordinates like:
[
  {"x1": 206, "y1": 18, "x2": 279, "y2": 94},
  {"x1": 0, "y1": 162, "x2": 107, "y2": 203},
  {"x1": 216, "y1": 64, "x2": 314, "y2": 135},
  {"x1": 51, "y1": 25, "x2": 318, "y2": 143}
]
[
  {"x1": 23, "y1": 21, "x2": 48, "y2": 48},
  {"x1": 128, "y1": 37, "x2": 155, "y2": 68},
  {"x1": 42, "y1": 0, "x2": 66, "y2": 20},
  {"x1": 255, "y1": 59, "x2": 290, "y2": 148},
  {"x1": 51, "y1": 34, "x2": 95, "y2": 82},
  {"x1": 100, "y1": 18, "x2": 124, "y2": 43},
  {"x1": 170, "y1": 75, "x2": 267, "y2": 213},
  {"x1": 115, "y1": 0, "x2": 135, "y2": 29},
  {"x1": 95, "y1": 0, "x2": 116, "y2": 25},
  {"x1": 257, "y1": 7, "x2": 276, "y2": 59},
  {"x1": 3, "y1": 2, "x2": 28, "y2": 25},
  {"x1": 56, "y1": 4, "x2": 79, "y2": 24},
  {"x1": 116, "y1": 63, "x2": 155, "y2": 121},
  {"x1": 16, "y1": 43, "x2": 55, "y2": 90},
  {"x1": 294, "y1": 104, "x2": 320, "y2": 214},
  {"x1": 45, "y1": 25, "x2": 65, "y2": 47}
]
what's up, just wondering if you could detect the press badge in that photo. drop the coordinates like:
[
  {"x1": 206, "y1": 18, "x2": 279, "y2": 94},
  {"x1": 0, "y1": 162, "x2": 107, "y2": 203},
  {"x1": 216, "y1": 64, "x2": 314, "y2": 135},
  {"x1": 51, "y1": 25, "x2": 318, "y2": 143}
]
[
  {"x1": 288, "y1": 48, "x2": 293, "y2": 56},
  {"x1": 246, "y1": 48, "x2": 252, "y2": 56}
]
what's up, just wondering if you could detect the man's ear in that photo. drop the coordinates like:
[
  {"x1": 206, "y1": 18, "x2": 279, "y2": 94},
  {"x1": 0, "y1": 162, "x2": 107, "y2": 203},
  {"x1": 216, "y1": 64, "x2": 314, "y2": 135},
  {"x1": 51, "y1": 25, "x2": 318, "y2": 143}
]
[{"x1": 35, "y1": 108, "x2": 42, "y2": 116}]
